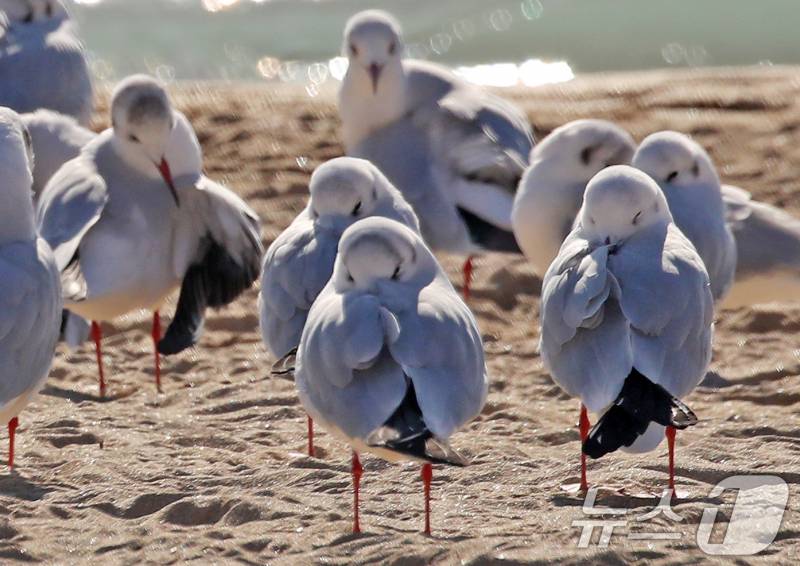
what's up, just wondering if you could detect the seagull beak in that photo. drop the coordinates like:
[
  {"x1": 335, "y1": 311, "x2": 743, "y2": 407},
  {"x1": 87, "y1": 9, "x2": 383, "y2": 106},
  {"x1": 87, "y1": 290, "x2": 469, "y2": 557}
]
[
  {"x1": 157, "y1": 157, "x2": 180, "y2": 207},
  {"x1": 368, "y1": 63, "x2": 382, "y2": 94}
]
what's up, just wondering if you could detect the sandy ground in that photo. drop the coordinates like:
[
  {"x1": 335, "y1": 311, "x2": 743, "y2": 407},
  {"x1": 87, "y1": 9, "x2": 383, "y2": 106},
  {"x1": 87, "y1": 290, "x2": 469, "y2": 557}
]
[{"x1": 2, "y1": 67, "x2": 800, "y2": 564}]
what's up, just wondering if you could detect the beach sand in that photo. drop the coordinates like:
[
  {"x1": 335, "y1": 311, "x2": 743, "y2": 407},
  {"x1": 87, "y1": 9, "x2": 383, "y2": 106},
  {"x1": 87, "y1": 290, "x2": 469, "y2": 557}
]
[{"x1": 3, "y1": 67, "x2": 800, "y2": 564}]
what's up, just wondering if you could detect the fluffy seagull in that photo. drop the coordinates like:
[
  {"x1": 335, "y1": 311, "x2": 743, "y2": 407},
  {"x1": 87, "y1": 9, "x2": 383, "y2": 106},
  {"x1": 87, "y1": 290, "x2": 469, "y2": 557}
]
[
  {"x1": 512, "y1": 119, "x2": 635, "y2": 277},
  {"x1": 37, "y1": 75, "x2": 262, "y2": 396},
  {"x1": 0, "y1": 107, "x2": 61, "y2": 467},
  {"x1": 339, "y1": 10, "x2": 533, "y2": 298},
  {"x1": 259, "y1": 156, "x2": 419, "y2": 456},
  {"x1": 295, "y1": 217, "x2": 487, "y2": 534},
  {"x1": 0, "y1": 0, "x2": 93, "y2": 125},
  {"x1": 540, "y1": 166, "x2": 713, "y2": 493},
  {"x1": 632, "y1": 131, "x2": 737, "y2": 301}
]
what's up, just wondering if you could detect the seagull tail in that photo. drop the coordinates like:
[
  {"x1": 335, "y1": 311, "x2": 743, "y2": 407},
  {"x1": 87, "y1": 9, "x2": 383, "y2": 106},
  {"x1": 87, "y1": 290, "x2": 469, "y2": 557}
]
[
  {"x1": 582, "y1": 368, "x2": 698, "y2": 459},
  {"x1": 270, "y1": 347, "x2": 297, "y2": 378},
  {"x1": 366, "y1": 381, "x2": 467, "y2": 467}
]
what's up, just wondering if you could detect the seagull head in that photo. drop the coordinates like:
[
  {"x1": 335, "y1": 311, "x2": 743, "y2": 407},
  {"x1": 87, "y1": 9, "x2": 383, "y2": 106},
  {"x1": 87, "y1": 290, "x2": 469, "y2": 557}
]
[
  {"x1": 335, "y1": 217, "x2": 434, "y2": 294},
  {"x1": 579, "y1": 165, "x2": 672, "y2": 247},
  {"x1": 309, "y1": 157, "x2": 386, "y2": 232},
  {"x1": 111, "y1": 74, "x2": 180, "y2": 206},
  {"x1": 343, "y1": 10, "x2": 403, "y2": 95},
  {"x1": 632, "y1": 131, "x2": 720, "y2": 193},
  {"x1": 0, "y1": 107, "x2": 36, "y2": 241},
  {"x1": 534, "y1": 119, "x2": 636, "y2": 181},
  {"x1": 0, "y1": 0, "x2": 68, "y2": 23}
]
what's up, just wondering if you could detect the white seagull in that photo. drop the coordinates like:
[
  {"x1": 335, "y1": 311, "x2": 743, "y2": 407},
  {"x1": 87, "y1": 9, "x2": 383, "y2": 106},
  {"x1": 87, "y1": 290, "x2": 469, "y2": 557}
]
[
  {"x1": 21, "y1": 109, "x2": 94, "y2": 199},
  {"x1": 339, "y1": 10, "x2": 533, "y2": 298},
  {"x1": 0, "y1": 0, "x2": 93, "y2": 125},
  {"x1": 0, "y1": 107, "x2": 61, "y2": 468},
  {"x1": 259, "y1": 156, "x2": 419, "y2": 456},
  {"x1": 512, "y1": 119, "x2": 635, "y2": 277},
  {"x1": 720, "y1": 184, "x2": 800, "y2": 307},
  {"x1": 37, "y1": 75, "x2": 262, "y2": 396},
  {"x1": 540, "y1": 166, "x2": 713, "y2": 493},
  {"x1": 632, "y1": 131, "x2": 737, "y2": 301},
  {"x1": 295, "y1": 217, "x2": 487, "y2": 534}
]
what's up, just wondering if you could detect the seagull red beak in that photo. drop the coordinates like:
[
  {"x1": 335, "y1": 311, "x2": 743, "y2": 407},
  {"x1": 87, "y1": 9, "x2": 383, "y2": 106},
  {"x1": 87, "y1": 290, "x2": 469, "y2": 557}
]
[
  {"x1": 157, "y1": 157, "x2": 180, "y2": 206},
  {"x1": 368, "y1": 63, "x2": 382, "y2": 94}
]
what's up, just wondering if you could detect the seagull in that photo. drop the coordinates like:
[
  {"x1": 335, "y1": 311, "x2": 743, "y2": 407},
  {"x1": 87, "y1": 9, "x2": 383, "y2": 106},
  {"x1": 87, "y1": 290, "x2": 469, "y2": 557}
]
[
  {"x1": 540, "y1": 166, "x2": 713, "y2": 493},
  {"x1": 21, "y1": 109, "x2": 93, "y2": 199},
  {"x1": 295, "y1": 217, "x2": 487, "y2": 534},
  {"x1": 512, "y1": 119, "x2": 635, "y2": 277},
  {"x1": 338, "y1": 10, "x2": 533, "y2": 299},
  {"x1": 259, "y1": 156, "x2": 419, "y2": 457},
  {"x1": 719, "y1": 184, "x2": 800, "y2": 307},
  {"x1": 632, "y1": 131, "x2": 737, "y2": 302},
  {"x1": 0, "y1": 0, "x2": 93, "y2": 125},
  {"x1": 0, "y1": 107, "x2": 61, "y2": 468},
  {"x1": 37, "y1": 75, "x2": 262, "y2": 396}
]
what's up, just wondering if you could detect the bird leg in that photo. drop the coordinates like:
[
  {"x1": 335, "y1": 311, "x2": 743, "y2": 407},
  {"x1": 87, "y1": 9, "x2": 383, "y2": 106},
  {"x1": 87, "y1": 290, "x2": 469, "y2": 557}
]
[
  {"x1": 421, "y1": 462, "x2": 433, "y2": 535},
  {"x1": 152, "y1": 311, "x2": 162, "y2": 392},
  {"x1": 307, "y1": 416, "x2": 315, "y2": 457},
  {"x1": 579, "y1": 403, "x2": 590, "y2": 492},
  {"x1": 462, "y1": 256, "x2": 474, "y2": 300},
  {"x1": 8, "y1": 417, "x2": 18, "y2": 469},
  {"x1": 352, "y1": 451, "x2": 363, "y2": 534},
  {"x1": 666, "y1": 425, "x2": 676, "y2": 494},
  {"x1": 91, "y1": 321, "x2": 105, "y2": 397}
]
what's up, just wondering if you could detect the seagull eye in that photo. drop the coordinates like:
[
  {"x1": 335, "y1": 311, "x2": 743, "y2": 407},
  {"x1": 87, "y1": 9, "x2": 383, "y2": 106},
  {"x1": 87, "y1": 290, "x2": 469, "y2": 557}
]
[
  {"x1": 351, "y1": 201, "x2": 362, "y2": 217},
  {"x1": 665, "y1": 171, "x2": 678, "y2": 183},
  {"x1": 46, "y1": 1, "x2": 53, "y2": 17},
  {"x1": 128, "y1": 134, "x2": 141, "y2": 143},
  {"x1": 632, "y1": 211, "x2": 642, "y2": 225},
  {"x1": 349, "y1": 43, "x2": 358, "y2": 56},
  {"x1": 589, "y1": 217, "x2": 596, "y2": 225},
  {"x1": 580, "y1": 146, "x2": 593, "y2": 165},
  {"x1": 22, "y1": 9, "x2": 33, "y2": 23},
  {"x1": 388, "y1": 41, "x2": 396, "y2": 55},
  {"x1": 346, "y1": 272, "x2": 354, "y2": 283},
  {"x1": 391, "y1": 265, "x2": 401, "y2": 280}
]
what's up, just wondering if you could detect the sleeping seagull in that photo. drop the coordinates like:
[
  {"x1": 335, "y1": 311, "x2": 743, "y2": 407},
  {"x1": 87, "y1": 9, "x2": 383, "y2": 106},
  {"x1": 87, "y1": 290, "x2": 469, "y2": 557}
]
[
  {"x1": 512, "y1": 119, "x2": 635, "y2": 277},
  {"x1": 0, "y1": 0, "x2": 93, "y2": 125},
  {"x1": 21, "y1": 109, "x2": 94, "y2": 199},
  {"x1": 0, "y1": 107, "x2": 61, "y2": 468},
  {"x1": 540, "y1": 166, "x2": 713, "y2": 493},
  {"x1": 339, "y1": 10, "x2": 533, "y2": 298},
  {"x1": 632, "y1": 131, "x2": 737, "y2": 302},
  {"x1": 295, "y1": 217, "x2": 487, "y2": 534},
  {"x1": 259, "y1": 156, "x2": 419, "y2": 457},
  {"x1": 37, "y1": 75, "x2": 262, "y2": 396}
]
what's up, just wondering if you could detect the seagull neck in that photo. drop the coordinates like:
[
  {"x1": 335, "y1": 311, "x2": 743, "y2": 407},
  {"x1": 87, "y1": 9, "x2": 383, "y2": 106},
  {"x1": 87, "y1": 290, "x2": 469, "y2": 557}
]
[
  {"x1": 340, "y1": 65, "x2": 408, "y2": 151},
  {"x1": 111, "y1": 134, "x2": 160, "y2": 180},
  {"x1": 0, "y1": 152, "x2": 35, "y2": 244}
]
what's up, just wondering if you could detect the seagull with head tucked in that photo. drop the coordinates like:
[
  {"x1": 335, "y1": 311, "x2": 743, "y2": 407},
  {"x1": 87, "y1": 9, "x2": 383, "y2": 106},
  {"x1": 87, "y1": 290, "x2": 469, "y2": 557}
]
[
  {"x1": 512, "y1": 119, "x2": 635, "y2": 277},
  {"x1": 0, "y1": 0, "x2": 93, "y2": 125},
  {"x1": 540, "y1": 166, "x2": 713, "y2": 493},
  {"x1": 259, "y1": 156, "x2": 419, "y2": 456},
  {"x1": 37, "y1": 75, "x2": 262, "y2": 397},
  {"x1": 632, "y1": 131, "x2": 737, "y2": 301},
  {"x1": 0, "y1": 107, "x2": 61, "y2": 468},
  {"x1": 339, "y1": 10, "x2": 533, "y2": 299},
  {"x1": 296, "y1": 217, "x2": 487, "y2": 534}
]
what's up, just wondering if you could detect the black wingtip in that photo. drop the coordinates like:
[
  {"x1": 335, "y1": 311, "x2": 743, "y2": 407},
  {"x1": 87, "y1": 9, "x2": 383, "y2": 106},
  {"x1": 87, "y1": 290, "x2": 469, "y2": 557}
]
[
  {"x1": 456, "y1": 207, "x2": 522, "y2": 254},
  {"x1": 270, "y1": 348, "x2": 297, "y2": 378},
  {"x1": 582, "y1": 369, "x2": 698, "y2": 459},
  {"x1": 365, "y1": 381, "x2": 468, "y2": 467}
]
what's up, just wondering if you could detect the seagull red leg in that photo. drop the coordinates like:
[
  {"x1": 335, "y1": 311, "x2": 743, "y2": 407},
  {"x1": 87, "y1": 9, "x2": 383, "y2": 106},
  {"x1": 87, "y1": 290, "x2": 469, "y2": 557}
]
[
  {"x1": 307, "y1": 416, "x2": 315, "y2": 457},
  {"x1": 352, "y1": 451, "x2": 363, "y2": 534},
  {"x1": 462, "y1": 256, "x2": 474, "y2": 300},
  {"x1": 8, "y1": 417, "x2": 18, "y2": 469},
  {"x1": 91, "y1": 321, "x2": 105, "y2": 397},
  {"x1": 152, "y1": 311, "x2": 162, "y2": 392},
  {"x1": 421, "y1": 463, "x2": 433, "y2": 535},
  {"x1": 666, "y1": 425, "x2": 676, "y2": 493},
  {"x1": 579, "y1": 403, "x2": 590, "y2": 491}
]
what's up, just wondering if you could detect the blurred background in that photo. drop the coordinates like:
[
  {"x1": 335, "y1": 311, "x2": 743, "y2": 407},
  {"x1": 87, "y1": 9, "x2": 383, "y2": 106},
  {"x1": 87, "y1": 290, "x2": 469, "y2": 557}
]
[{"x1": 71, "y1": 0, "x2": 797, "y2": 87}]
